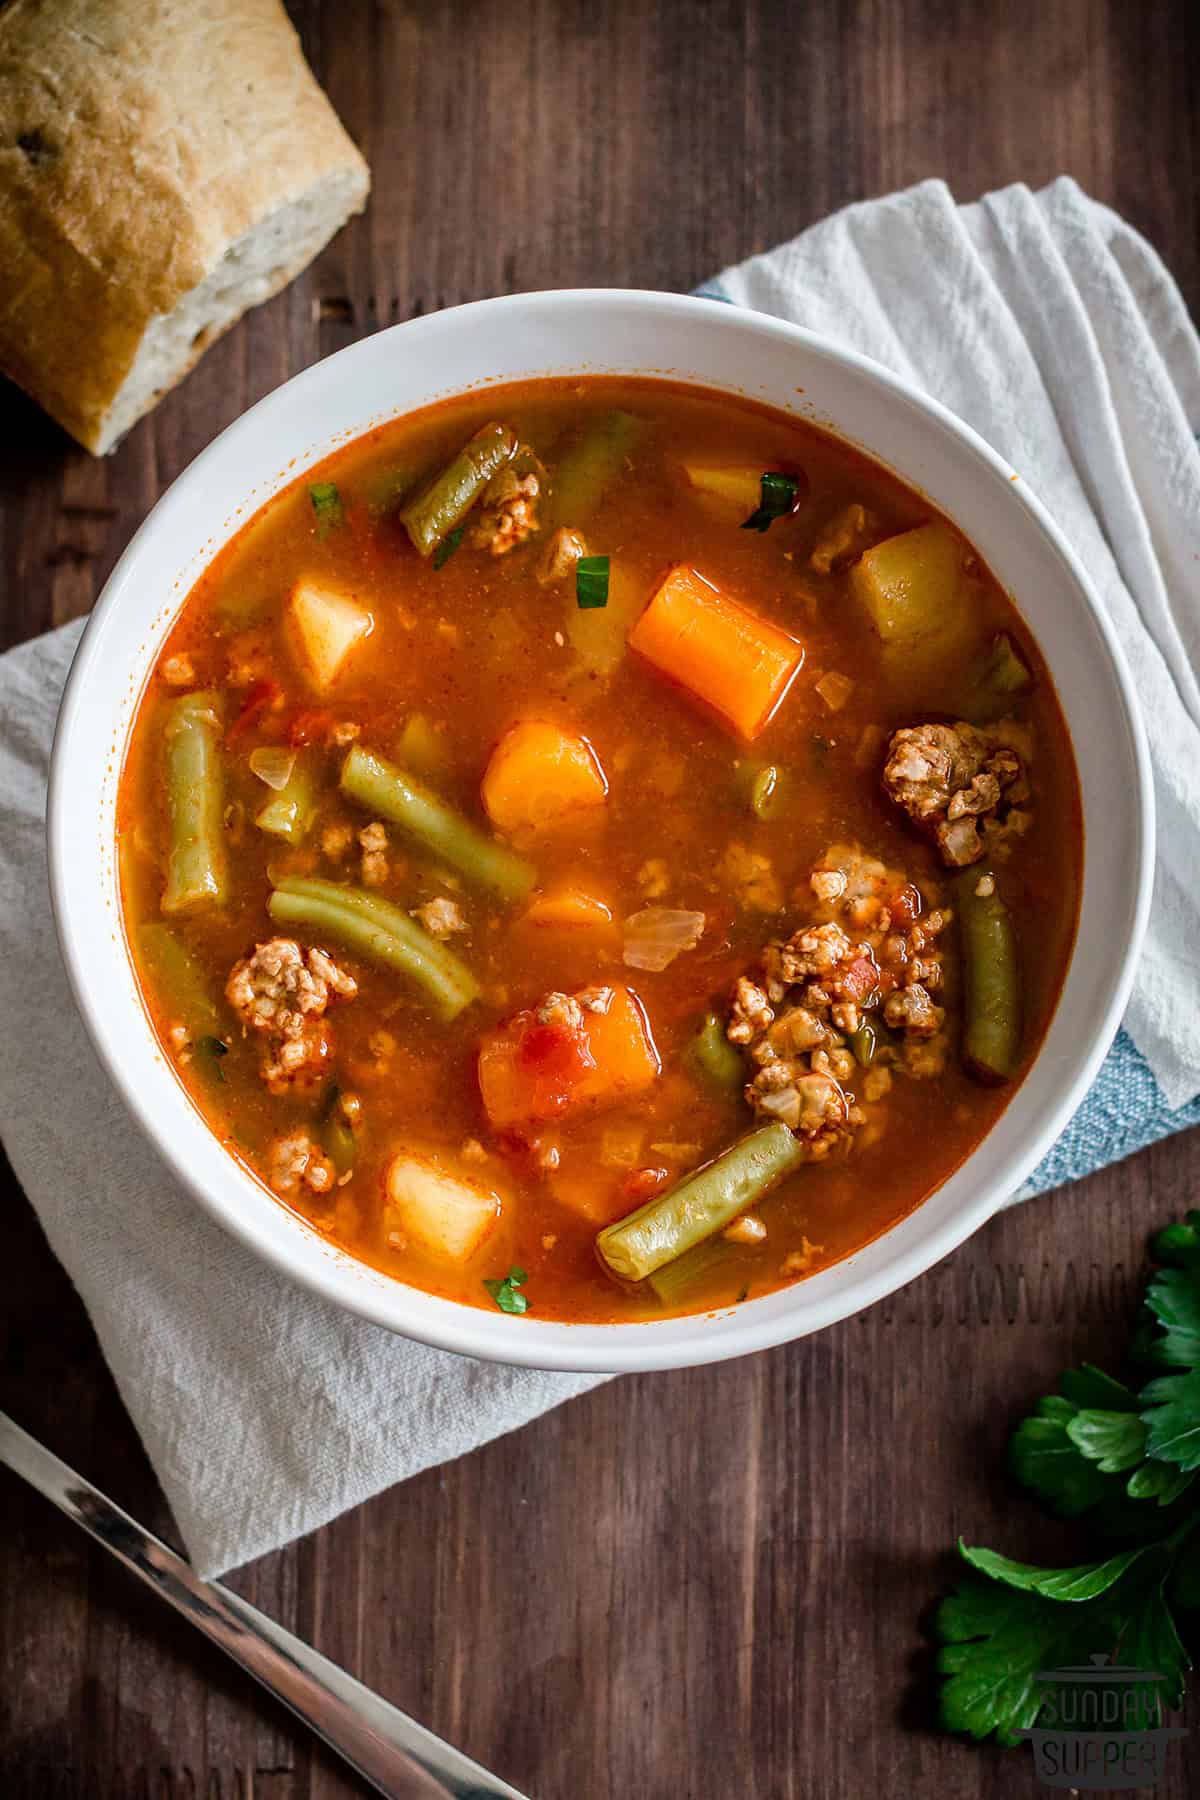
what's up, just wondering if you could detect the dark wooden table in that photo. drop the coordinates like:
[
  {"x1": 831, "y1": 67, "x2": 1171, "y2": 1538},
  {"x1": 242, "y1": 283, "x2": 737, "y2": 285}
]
[{"x1": 3, "y1": 2, "x2": 1199, "y2": 1795}]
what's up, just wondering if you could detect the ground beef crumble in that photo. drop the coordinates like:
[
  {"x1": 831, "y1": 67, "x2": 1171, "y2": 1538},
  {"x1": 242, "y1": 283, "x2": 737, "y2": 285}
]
[
  {"x1": 537, "y1": 526, "x2": 588, "y2": 585},
  {"x1": 882, "y1": 720, "x2": 1031, "y2": 867},
  {"x1": 413, "y1": 896, "x2": 467, "y2": 937},
  {"x1": 269, "y1": 1130, "x2": 335, "y2": 1197},
  {"x1": 726, "y1": 844, "x2": 951, "y2": 1158},
  {"x1": 226, "y1": 937, "x2": 357, "y2": 1094},
  {"x1": 471, "y1": 467, "x2": 540, "y2": 556}
]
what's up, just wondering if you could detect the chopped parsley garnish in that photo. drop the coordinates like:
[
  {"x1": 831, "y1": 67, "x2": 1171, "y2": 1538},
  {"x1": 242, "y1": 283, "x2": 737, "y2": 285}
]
[
  {"x1": 309, "y1": 480, "x2": 344, "y2": 536},
  {"x1": 196, "y1": 1035, "x2": 229, "y2": 1082},
  {"x1": 432, "y1": 524, "x2": 465, "y2": 570},
  {"x1": 933, "y1": 1210, "x2": 1200, "y2": 1746},
  {"x1": 740, "y1": 470, "x2": 799, "y2": 533},
  {"x1": 575, "y1": 554, "x2": 610, "y2": 609},
  {"x1": 484, "y1": 1265, "x2": 530, "y2": 1315}
]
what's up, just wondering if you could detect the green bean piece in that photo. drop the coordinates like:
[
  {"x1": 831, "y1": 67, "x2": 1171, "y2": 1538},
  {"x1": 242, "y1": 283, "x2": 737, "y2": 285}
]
[
  {"x1": 339, "y1": 744, "x2": 535, "y2": 902},
  {"x1": 961, "y1": 633, "x2": 1033, "y2": 723},
  {"x1": 255, "y1": 755, "x2": 318, "y2": 844},
  {"x1": 136, "y1": 923, "x2": 221, "y2": 1038},
  {"x1": 685, "y1": 1011, "x2": 744, "y2": 1091},
  {"x1": 596, "y1": 1123, "x2": 804, "y2": 1283},
  {"x1": 399, "y1": 422, "x2": 518, "y2": 556},
  {"x1": 646, "y1": 1236, "x2": 731, "y2": 1307},
  {"x1": 748, "y1": 763, "x2": 782, "y2": 820},
  {"x1": 320, "y1": 1085, "x2": 358, "y2": 1176},
  {"x1": 849, "y1": 1022, "x2": 877, "y2": 1067},
  {"x1": 956, "y1": 871, "x2": 1022, "y2": 1083},
  {"x1": 161, "y1": 691, "x2": 227, "y2": 914},
  {"x1": 547, "y1": 411, "x2": 641, "y2": 527},
  {"x1": 309, "y1": 481, "x2": 344, "y2": 536},
  {"x1": 268, "y1": 876, "x2": 480, "y2": 1021}
]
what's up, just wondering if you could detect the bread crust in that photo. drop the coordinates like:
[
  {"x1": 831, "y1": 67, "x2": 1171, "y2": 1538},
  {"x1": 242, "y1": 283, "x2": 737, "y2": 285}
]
[{"x1": 0, "y1": 0, "x2": 370, "y2": 451}]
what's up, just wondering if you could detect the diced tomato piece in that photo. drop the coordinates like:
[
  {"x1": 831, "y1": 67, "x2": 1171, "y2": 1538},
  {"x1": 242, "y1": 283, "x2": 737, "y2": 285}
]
[
  {"x1": 842, "y1": 953, "x2": 880, "y2": 1004},
  {"x1": 227, "y1": 678, "x2": 281, "y2": 743},
  {"x1": 477, "y1": 986, "x2": 661, "y2": 1132},
  {"x1": 479, "y1": 1014, "x2": 593, "y2": 1125},
  {"x1": 622, "y1": 1165, "x2": 671, "y2": 1204},
  {"x1": 518, "y1": 1021, "x2": 597, "y2": 1102},
  {"x1": 890, "y1": 882, "x2": 923, "y2": 926}
]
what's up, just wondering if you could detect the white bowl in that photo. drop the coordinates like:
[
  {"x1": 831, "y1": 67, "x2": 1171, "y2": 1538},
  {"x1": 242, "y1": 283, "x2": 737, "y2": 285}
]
[{"x1": 48, "y1": 291, "x2": 1154, "y2": 1372}]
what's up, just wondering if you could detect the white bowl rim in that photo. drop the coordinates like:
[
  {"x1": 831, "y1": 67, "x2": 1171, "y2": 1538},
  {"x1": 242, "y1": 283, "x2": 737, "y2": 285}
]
[{"x1": 47, "y1": 287, "x2": 1155, "y2": 1373}]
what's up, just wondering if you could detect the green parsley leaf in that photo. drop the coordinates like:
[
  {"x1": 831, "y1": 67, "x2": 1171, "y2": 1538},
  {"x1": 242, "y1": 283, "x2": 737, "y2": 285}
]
[
  {"x1": 309, "y1": 480, "x2": 344, "y2": 537},
  {"x1": 1008, "y1": 1364, "x2": 1194, "y2": 1516},
  {"x1": 1121, "y1": 1573, "x2": 1190, "y2": 1708},
  {"x1": 484, "y1": 1265, "x2": 529, "y2": 1315},
  {"x1": 575, "y1": 555, "x2": 610, "y2": 609},
  {"x1": 196, "y1": 1035, "x2": 229, "y2": 1083},
  {"x1": 432, "y1": 524, "x2": 465, "y2": 570},
  {"x1": 1067, "y1": 1408, "x2": 1148, "y2": 1473},
  {"x1": 1151, "y1": 1210, "x2": 1200, "y2": 1272},
  {"x1": 1009, "y1": 1399, "x2": 1118, "y2": 1518},
  {"x1": 1142, "y1": 1370, "x2": 1200, "y2": 1470},
  {"x1": 1142, "y1": 1265, "x2": 1200, "y2": 1369},
  {"x1": 1126, "y1": 1461, "x2": 1196, "y2": 1506},
  {"x1": 933, "y1": 1214, "x2": 1200, "y2": 1749},
  {"x1": 937, "y1": 1575, "x2": 1126, "y2": 1745},
  {"x1": 740, "y1": 470, "x2": 800, "y2": 533},
  {"x1": 959, "y1": 1540, "x2": 1150, "y2": 1602},
  {"x1": 938, "y1": 1545, "x2": 1189, "y2": 1744},
  {"x1": 1009, "y1": 1369, "x2": 1139, "y2": 1518}
]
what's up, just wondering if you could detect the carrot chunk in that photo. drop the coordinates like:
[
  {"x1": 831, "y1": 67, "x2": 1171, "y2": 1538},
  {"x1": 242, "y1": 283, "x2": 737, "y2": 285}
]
[
  {"x1": 478, "y1": 985, "x2": 660, "y2": 1130},
  {"x1": 577, "y1": 988, "x2": 660, "y2": 1103},
  {"x1": 549, "y1": 1160, "x2": 651, "y2": 1227},
  {"x1": 481, "y1": 720, "x2": 609, "y2": 835},
  {"x1": 629, "y1": 564, "x2": 804, "y2": 740},
  {"x1": 522, "y1": 887, "x2": 615, "y2": 929}
]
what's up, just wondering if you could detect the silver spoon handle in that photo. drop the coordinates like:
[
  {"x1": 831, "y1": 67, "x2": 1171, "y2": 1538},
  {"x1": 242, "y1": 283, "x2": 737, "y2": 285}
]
[{"x1": 0, "y1": 1412, "x2": 529, "y2": 1800}]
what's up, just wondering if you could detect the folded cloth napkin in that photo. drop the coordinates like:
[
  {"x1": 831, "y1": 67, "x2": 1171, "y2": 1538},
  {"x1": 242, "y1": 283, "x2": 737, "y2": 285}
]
[{"x1": 2, "y1": 177, "x2": 1199, "y2": 1578}]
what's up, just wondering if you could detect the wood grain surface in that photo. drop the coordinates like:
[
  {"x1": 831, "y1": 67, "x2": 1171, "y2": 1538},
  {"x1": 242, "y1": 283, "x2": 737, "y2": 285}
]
[{"x1": 3, "y1": 1, "x2": 1199, "y2": 1795}]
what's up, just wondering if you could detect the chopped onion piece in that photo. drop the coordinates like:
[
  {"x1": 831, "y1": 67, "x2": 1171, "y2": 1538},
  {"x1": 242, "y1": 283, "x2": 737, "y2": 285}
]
[
  {"x1": 621, "y1": 906, "x2": 706, "y2": 971},
  {"x1": 815, "y1": 670, "x2": 855, "y2": 712},
  {"x1": 249, "y1": 746, "x2": 297, "y2": 790}
]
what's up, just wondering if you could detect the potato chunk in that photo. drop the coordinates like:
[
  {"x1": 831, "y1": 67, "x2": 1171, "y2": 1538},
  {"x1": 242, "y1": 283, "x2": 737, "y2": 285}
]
[
  {"x1": 384, "y1": 1154, "x2": 501, "y2": 1265},
  {"x1": 287, "y1": 579, "x2": 373, "y2": 690},
  {"x1": 681, "y1": 463, "x2": 763, "y2": 511},
  {"x1": 848, "y1": 523, "x2": 965, "y2": 644}
]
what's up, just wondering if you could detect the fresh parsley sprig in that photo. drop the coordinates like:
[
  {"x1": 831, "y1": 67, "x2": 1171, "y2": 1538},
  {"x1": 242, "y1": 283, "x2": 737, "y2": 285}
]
[
  {"x1": 484, "y1": 1265, "x2": 529, "y2": 1315},
  {"x1": 935, "y1": 1211, "x2": 1200, "y2": 1745}
]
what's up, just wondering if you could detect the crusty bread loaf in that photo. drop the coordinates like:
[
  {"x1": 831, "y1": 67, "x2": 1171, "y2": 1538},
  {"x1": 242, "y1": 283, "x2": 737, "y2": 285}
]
[{"x1": 0, "y1": 0, "x2": 370, "y2": 453}]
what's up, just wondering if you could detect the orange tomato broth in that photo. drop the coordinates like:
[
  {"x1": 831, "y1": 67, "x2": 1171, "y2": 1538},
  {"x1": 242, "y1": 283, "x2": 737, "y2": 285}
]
[{"x1": 117, "y1": 378, "x2": 1082, "y2": 1323}]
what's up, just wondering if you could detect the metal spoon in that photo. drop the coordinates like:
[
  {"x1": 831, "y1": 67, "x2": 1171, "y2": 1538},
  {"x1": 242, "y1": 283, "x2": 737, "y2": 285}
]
[{"x1": 0, "y1": 1411, "x2": 530, "y2": 1800}]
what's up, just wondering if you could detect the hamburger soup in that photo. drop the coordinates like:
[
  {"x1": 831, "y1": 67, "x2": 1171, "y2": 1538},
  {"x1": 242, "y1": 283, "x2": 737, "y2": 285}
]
[{"x1": 117, "y1": 378, "x2": 1082, "y2": 1323}]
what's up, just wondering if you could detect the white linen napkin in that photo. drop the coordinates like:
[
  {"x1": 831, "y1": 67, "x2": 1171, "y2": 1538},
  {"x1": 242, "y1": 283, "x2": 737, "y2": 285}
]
[{"x1": 2, "y1": 178, "x2": 1198, "y2": 1579}]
